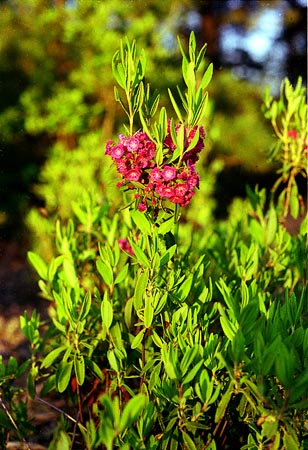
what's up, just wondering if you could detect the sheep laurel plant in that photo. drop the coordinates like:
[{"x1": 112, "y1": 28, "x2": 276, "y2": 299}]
[{"x1": 1, "y1": 32, "x2": 307, "y2": 450}]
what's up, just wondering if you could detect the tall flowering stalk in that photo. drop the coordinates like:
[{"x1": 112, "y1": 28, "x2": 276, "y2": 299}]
[{"x1": 107, "y1": 32, "x2": 213, "y2": 222}]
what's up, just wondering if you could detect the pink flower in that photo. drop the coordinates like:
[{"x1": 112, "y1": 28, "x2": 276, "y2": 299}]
[
  {"x1": 150, "y1": 167, "x2": 162, "y2": 182},
  {"x1": 126, "y1": 169, "x2": 141, "y2": 181},
  {"x1": 162, "y1": 165, "x2": 177, "y2": 181},
  {"x1": 174, "y1": 183, "x2": 188, "y2": 196},
  {"x1": 156, "y1": 184, "x2": 174, "y2": 198},
  {"x1": 111, "y1": 144, "x2": 125, "y2": 159},
  {"x1": 118, "y1": 238, "x2": 134, "y2": 255},
  {"x1": 138, "y1": 202, "x2": 147, "y2": 211},
  {"x1": 186, "y1": 172, "x2": 199, "y2": 189},
  {"x1": 116, "y1": 159, "x2": 128, "y2": 174},
  {"x1": 126, "y1": 137, "x2": 140, "y2": 152},
  {"x1": 288, "y1": 130, "x2": 298, "y2": 139},
  {"x1": 105, "y1": 140, "x2": 114, "y2": 155}
]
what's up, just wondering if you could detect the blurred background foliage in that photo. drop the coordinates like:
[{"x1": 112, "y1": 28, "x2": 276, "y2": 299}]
[{"x1": 0, "y1": 0, "x2": 306, "y2": 256}]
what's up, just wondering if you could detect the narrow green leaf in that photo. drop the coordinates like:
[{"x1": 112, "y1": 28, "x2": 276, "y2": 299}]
[
  {"x1": 131, "y1": 328, "x2": 146, "y2": 349},
  {"x1": 71, "y1": 201, "x2": 87, "y2": 225},
  {"x1": 86, "y1": 359, "x2": 105, "y2": 382},
  {"x1": 157, "y1": 217, "x2": 175, "y2": 236},
  {"x1": 151, "y1": 330, "x2": 164, "y2": 348},
  {"x1": 290, "y1": 181, "x2": 299, "y2": 219},
  {"x1": 47, "y1": 255, "x2": 65, "y2": 283},
  {"x1": 182, "y1": 431, "x2": 197, "y2": 450},
  {"x1": 168, "y1": 88, "x2": 183, "y2": 122},
  {"x1": 101, "y1": 294, "x2": 113, "y2": 331},
  {"x1": 119, "y1": 394, "x2": 147, "y2": 432},
  {"x1": 283, "y1": 431, "x2": 300, "y2": 450},
  {"x1": 176, "y1": 275, "x2": 193, "y2": 301},
  {"x1": 131, "y1": 210, "x2": 152, "y2": 235},
  {"x1": 266, "y1": 207, "x2": 277, "y2": 246},
  {"x1": 79, "y1": 292, "x2": 92, "y2": 321},
  {"x1": 144, "y1": 297, "x2": 154, "y2": 328},
  {"x1": 96, "y1": 259, "x2": 114, "y2": 287},
  {"x1": 180, "y1": 345, "x2": 199, "y2": 375},
  {"x1": 27, "y1": 371, "x2": 35, "y2": 399},
  {"x1": 183, "y1": 359, "x2": 204, "y2": 385},
  {"x1": 200, "y1": 63, "x2": 213, "y2": 90},
  {"x1": 57, "y1": 360, "x2": 73, "y2": 393},
  {"x1": 134, "y1": 269, "x2": 149, "y2": 310},
  {"x1": 74, "y1": 354, "x2": 85, "y2": 386},
  {"x1": 115, "y1": 263, "x2": 129, "y2": 285},
  {"x1": 28, "y1": 251, "x2": 48, "y2": 280},
  {"x1": 124, "y1": 297, "x2": 133, "y2": 329},
  {"x1": 41, "y1": 346, "x2": 67, "y2": 369},
  {"x1": 107, "y1": 349, "x2": 119, "y2": 372},
  {"x1": 215, "y1": 382, "x2": 233, "y2": 423},
  {"x1": 129, "y1": 240, "x2": 151, "y2": 268},
  {"x1": 63, "y1": 259, "x2": 78, "y2": 288}
]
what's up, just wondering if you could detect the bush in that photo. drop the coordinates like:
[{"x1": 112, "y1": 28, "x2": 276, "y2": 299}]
[{"x1": 2, "y1": 32, "x2": 307, "y2": 450}]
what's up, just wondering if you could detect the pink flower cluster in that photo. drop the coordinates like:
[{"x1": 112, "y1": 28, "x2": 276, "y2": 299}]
[{"x1": 105, "y1": 123, "x2": 205, "y2": 210}]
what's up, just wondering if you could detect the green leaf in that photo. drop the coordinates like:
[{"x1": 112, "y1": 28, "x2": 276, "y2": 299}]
[
  {"x1": 266, "y1": 207, "x2": 277, "y2": 246},
  {"x1": 176, "y1": 275, "x2": 193, "y2": 301},
  {"x1": 86, "y1": 359, "x2": 105, "y2": 382},
  {"x1": 63, "y1": 259, "x2": 78, "y2": 288},
  {"x1": 218, "y1": 304, "x2": 237, "y2": 341},
  {"x1": 27, "y1": 370, "x2": 35, "y2": 399},
  {"x1": 283, "y1": 431, "x2": 300, "y2": 450},
  {"x1": 41, "y1": 346, "x2": 67, "y2": 369},
  {"x1": 119, "y1": 394, "x2": 147, "y2": 432},
  {"x1": 290, "y1": 181, "x2": 299, "y2": 219},
  {"x1": 129, "y1": 240, "x2": 151, "y2": 268},
  {"x1": 183, "y1": 359, "x2": 204, "y2": 385},
  {"x1": 180, "y1": 345, "x2": 199, "y2": 375},
  {"x1": 274, "y1": 343, "x2": 294, "y2": 388},
  {"x1": 124, "y1": 297, "x2": 133, "y2": 329},
  {"x1": 144, "y1": 297, "x2": 154, "y2": 328},
  {"x1": 157, "y1": 217, "x2": 175, "y2": 235},
  {"x1": 134, "y1": 269, "x2": 149, "y2": 310},
  {"x1": 28, "y1": 251, "x2": 48, "y2": 280},
  {"x1": 249, "y1": 218, "x2": 264, "y2": 246},
  {"x1": 262, "y1": 415, "x2": 278, "y2": 439},
  {"x1": 131, "y1": 210, "x2": 152, "y2": 235},
  {"x1": 151, "y1": 330, "x2": 164, "y2": 348},
  {"x1": 54, "y1": 430, "x2": 71, "y2": 450},
  {"x1": 215, "y1": 382, "x2": 233, "y2": 423},
  {"x1": 96, "y1": 259, "x2": 114, "y2": 287},
  {"x1": 168, "y1": 88, "x2": 183, "y2": 122},
  {"x1": 79, "y1": 292, "x2": 92, "y2": 321},
  {"x1": 71, "y1": 201, "x2": 87, "y2": 225},
  {"x1": 107, "y1": 349, "x2": 119, "y2": 372},
  {"x1": 101, "y1": 294, "x2": 113, "y2": 331},
  {"x1": 161, "y1": 344, "x2": 178, "y2": 380},
  {"x1": 115, "y1": 263, "x2": 129, "y2": 284},
  {"x1": 299, "y1": 213, "x2": 308, "y2": 235},
  {"x1": 131, "y1": 328, "x2": 146, "y2": 349},
  {"x1": 74, "y1": 354, "x2": 85, "y2": 386},
  {"x1": 153, "y1": 291, "x2": 168, "y2": 315},
  {"x1": 182, "y1": 430, "x2": 197, "y2": 450},
  {"x1": 200, "y1": 63, "x2": 213, "y2": 90},
  {"x1": 47, "y1": 255, "x2": 65, "y2": 283},
  {"x1": 57, "y1": 360, "x2": 73, "y2": 393}
]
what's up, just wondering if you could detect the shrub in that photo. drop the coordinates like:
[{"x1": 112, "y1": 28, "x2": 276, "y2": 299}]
[{"x1": 2, "y1": 32, "x2": 307, "y2": 450}]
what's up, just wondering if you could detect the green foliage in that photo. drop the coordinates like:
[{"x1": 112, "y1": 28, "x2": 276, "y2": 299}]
[
  {"x1": 263, "y1": 77, "x2": 307, "y2": 220},
  {"x1": 0, "y1": 356, "x2": 32, "y2": 447},
  {"x1": 2, "y1": 32, "x2": 308, "y2": 449}
]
